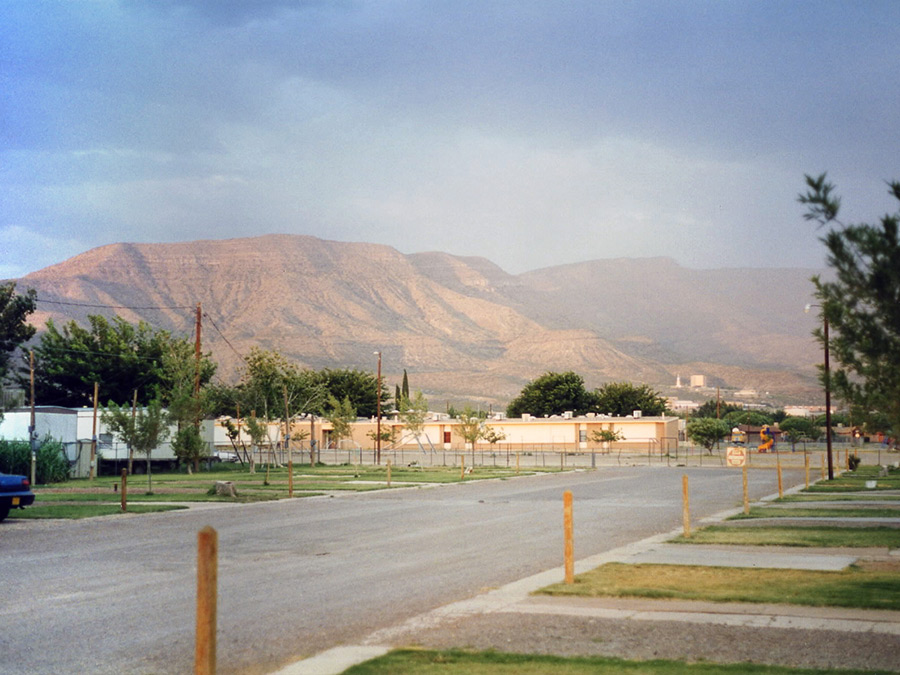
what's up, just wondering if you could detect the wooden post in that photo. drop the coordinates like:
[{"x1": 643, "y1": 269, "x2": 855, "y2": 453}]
[
  {"x1": 195, "y1": 526, "x2": 217, "y2": 675},
  {"x1": 120, "y1": 469, "x2": 127, "y2": 512},
  {"x1": 460, "y1": 455, "x2": 465, "y2": 480},
  {"x1": 563, "y1": 490, "x2": 574, "y2": 584},
  {"x1": 742, "y1": 463, "x2": 749, "y2": 515},
  {"x1": 386, "y1": 459, "x2": 392, "y2": 487},
  {"x1": 288, "y1": 459, "x2": 293, "y2": 498},
  {"x1": 560, "y1": 452, "x2": 564, "y2": 471},
  {"x1": 821, "y1": 452, "x2": 827, "y2": 480},
  {"x1": 776, "y1": 454, "x2": 783, "y2": 498},
  {"x1": 516, "y1": 452, "x2": 520, "y2": 475},
  {"x1": 681, "y1": 474, "x2": 690, "y2": 538},
  {"x1": 804, "y1": 452, "x2": 810, "y2": 489}
]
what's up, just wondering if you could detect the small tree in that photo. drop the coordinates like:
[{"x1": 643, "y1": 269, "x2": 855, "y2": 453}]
[
  {"x1": 400, "y1": 390, "x2": 429, "y2": 452},
  {"x1": 779, "y1": 417, "x2": 821, "y2": 452},
  {"x1": 456, "y1": 406, "x2": 485, "y2": 463},
  {"x1": 482, "y1": 426, "x2": 506, "y2": 451},
  {"x1": 686, "y1": 418, "x2": 730, "y2": 454},
  {"x1": 590, "y1": 428, "x2": 623, "y2": 454},
  {"x1": 102, "y1": 399, "x2": 169, "y2": 492},
  {"x1": 325, "y1": 395, "x2": 356, "y2": 449},
  {"x1": 172, "y1": 425, "x2": 205, "y2": 472}
]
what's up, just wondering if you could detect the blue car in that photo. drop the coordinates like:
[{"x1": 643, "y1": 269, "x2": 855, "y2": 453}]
[{"x1": 0, "y1": 473, "x2": 35, "y2": 522}]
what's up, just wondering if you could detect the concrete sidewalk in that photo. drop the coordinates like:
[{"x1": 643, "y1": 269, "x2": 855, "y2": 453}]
[{"x1": 275, "y1": 487, "x2": 900, "y2": 675}]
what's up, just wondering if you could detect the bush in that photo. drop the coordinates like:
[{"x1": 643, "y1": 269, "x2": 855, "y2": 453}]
[
  {"x1": 0, "y1": 438, "x2": 70, "y2": 484},
  {"x1": 848, "y1": 455, "x2": 862, "y2": 471}
]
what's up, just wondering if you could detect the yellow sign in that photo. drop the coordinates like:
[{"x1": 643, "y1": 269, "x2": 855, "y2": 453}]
[{"x1": 726, "y1": 446, "x2": 747, "y2": 467}]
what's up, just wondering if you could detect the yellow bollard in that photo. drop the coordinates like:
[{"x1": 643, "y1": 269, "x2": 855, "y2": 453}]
[
  {"x1": 742, "y1": 464, "x2": 749, "y2": 515},
  {"x1": 804, "y1": 453, "x2": 810, "y2": 489},
  {"x1": 776, "y1": 454, "x2": 783, "y2": 499},
  {"x1": 195, "y1": 526, "x2": 218, "y2": 675},
  {"x1": 682, "y1": 475, "x2": 691, "y2": 538},
  {"x1": 563, "y1": 490, "x2": 574, "y2": 584}
]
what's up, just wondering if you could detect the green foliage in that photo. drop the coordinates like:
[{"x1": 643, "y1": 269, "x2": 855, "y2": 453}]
[
  {"x1": 456, "y1": 405, "x2": 485, "y2": 449},
  {"x1": 686, "y1": 417, "x2": 730, "y2": 453},
  {"x1": 172, "y1": 425, "x2": 205, "y2": 467},
  {"x1": 325, "y1": 394, "x2": 356, "y2": 444},
  {"x1": 506, "y1": 371, "x2": 597, "y2": 418},
  {"x1": 102, "y1": 398, "x2": 169, "y2": 488},
  {"x1": 0, "y1": 438, "x2": 69, "y2": 483},
  {"x1": 723, "y1": 411, "x2": 773, "y2": 427},
  {"x1": 400, "y1": 390, "x2": 428, "y2": 438},
  {"x1": 482, "y1": 426, "x2": 506, "y2": 447},
  {"x1": 0, "y1": 282, "x2": 36, "y2": 383},
  {"x1": 30, "y1": 314, "x2": 214, "y2": 407},
  {"x1": 316, "y1": 368, "x2": 386, "y2": 419},
  {"x1": 779, "y1": 416, "x2": 822, "y2": 450},
  {"x1": 692, "y1": 399, "x2": 742, "y2": 418},
  {"x1": 800, "y1": 173, "x2": 900, "y2": 438},
  {"x1": 593, "y1": 381, "x2": 668, "y2": 417},
  {"x1": 590, "y1": 429, "x2": 624, "y2": 446}
]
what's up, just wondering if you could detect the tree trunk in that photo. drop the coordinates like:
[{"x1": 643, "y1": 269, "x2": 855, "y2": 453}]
[{"x1": 146, "y1": 454, "x2": 152, "y2": 493}]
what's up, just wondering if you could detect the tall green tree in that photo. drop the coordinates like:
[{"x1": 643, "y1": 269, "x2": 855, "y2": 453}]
[
  {"x1": 30, "y1": 315, "x2": 213, "y2": 408},
  {"x1": 506, "y1": 371, "x2": 597, "y2": 418},
  {"x1": 0, "y1": 282, "x2": 36, "y2": 383},
  {"x1": 692, "y1": 399, "x2": 743, "y2": 419},
  {"x1": 315, "y1": 368, "x2": 386, "y2": 418},
  {"x1": 799, "y1": 173, "x2": 900, "y2": 438},
  {"x1": 593, "y1": 381, "x2": 668, "y2": 417},
  {"x1": 400, "y1": 390, "x2": 430, "y2": 452}
]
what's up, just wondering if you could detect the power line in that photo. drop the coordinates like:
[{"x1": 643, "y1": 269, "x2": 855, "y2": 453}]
[
  {"x1": 36, "y1": 297, "x2": 194, "y2": 310},
  {"x1": 202, "y1": 312, "x2": 247, "y2": 364}
]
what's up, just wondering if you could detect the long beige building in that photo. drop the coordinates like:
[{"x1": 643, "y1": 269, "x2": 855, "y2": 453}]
[{"x1": 214, "y1": 412, "x2": 679, "y2": 455}]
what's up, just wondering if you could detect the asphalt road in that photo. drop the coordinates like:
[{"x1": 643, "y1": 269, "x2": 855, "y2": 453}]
[{"x1": 0, "y1": 466, "x2": 796, "y2": 674}]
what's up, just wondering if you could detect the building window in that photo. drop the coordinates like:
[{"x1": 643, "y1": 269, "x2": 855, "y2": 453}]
[{"x1": 579, "y1": 430, "x2": 587, "y2": 443}]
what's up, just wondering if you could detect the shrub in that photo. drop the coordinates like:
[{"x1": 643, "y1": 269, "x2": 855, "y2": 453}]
[{"x1": 0, "y1": 438, "x2": 70, "y2": 483}]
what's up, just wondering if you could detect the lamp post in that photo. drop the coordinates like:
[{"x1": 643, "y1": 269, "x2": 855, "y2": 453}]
[
  {"x1": 374, "y1": 351, "x2": 382, "y2": 465},
  {"x1": 805, "y1": 304, "x2": 834, "y2": 480}
]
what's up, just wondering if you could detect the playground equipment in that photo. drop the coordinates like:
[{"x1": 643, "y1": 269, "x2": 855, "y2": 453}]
[{"x1": 758, "y1": 425, "x2": 774, "y2": 453}]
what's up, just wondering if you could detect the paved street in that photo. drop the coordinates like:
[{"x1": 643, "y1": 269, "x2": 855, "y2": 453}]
[{"x1": 0, "y1": 466, "x2": 795, "y2": 674}]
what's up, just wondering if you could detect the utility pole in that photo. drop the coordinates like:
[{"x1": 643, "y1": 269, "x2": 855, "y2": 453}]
[
  {"x1": 375, "y1": 351, "x2": 382, "y2": 465},
  {"x1": 194, "y1": 303, "x2": 202, "y2": 399},
  {"x1": 29, "y1": 351, "x2": 36, "y2": 485}
]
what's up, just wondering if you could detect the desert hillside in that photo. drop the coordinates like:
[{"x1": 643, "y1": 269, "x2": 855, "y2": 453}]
[{"x1": 17, "y1": 234, "x2": 824, "y2": 405}]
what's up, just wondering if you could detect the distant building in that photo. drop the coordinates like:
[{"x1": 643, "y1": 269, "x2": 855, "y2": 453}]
[{"x1": 690, "y1": 375, "x2": 707, "y2": 388}]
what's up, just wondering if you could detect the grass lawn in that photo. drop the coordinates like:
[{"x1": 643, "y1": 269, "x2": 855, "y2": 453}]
[
  {"x1": 25, "y1": 464, "x2": 532, "y2": 518},
  {"x1": 670, "y1": 525, "x2": 900, "y2": 548},
  {"x1": 729, "y1": 506, "x2": 900, "y2": 520},
  {"x1": 538, "y1": 562, "x2": 900, "y2": 610},
  {"x1": 343, "y1": 649, "x2": 896, "y2": 674},
  {"x1": 8, "y1": 503, "x2": 187, "y2": 519},
  {"x1": 779, "y1": 494, "x2": 900, "y2": 502},
  {"x1": 804, "y1": 464, "x2": 900, "y2": 492}
]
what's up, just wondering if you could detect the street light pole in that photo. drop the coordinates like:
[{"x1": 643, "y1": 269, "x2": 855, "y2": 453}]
[
  {"x1": 374, "y1": 351, "x2": 382, "y2": 466},
  {"x1": 806, "y1": 304, "x2": 834, "y2": 480}
]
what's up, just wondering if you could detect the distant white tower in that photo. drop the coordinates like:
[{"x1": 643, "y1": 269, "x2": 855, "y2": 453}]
[{"x1": 675, "y1": 374, "x2": 682, "y2": 388}]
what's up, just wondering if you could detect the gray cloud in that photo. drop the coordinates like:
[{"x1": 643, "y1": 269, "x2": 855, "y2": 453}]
[{"x1": 2, "y1": 0, "x2": 898, "y2": 278}]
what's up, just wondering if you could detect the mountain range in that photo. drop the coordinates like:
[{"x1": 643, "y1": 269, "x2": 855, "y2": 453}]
[{"x1": 16, "y1": 234, "x2": 825, "y2": 406}]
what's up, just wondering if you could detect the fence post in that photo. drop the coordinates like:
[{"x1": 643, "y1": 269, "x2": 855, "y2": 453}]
[
  {"x1": 804, "y1": 452, "x2": 810, "y2": 489},
  {"x1": 195, "y1": 526, "x2": 218, "y2": 675},
  {"x1": 120, "y1": 469, "x2": 127, "y2": 512},
  {"x1": 776, "y1": 454, "x2": 783, "y2": 498},
  {"x1": 563, "y1": 490, "x2": 574, "y2": 584},
  {"x1": 681, "y1": 474, "x2": 691, "y2": 538},
  {"x1": 742, "y1": 464, "x2": 749, "y2": 515}
]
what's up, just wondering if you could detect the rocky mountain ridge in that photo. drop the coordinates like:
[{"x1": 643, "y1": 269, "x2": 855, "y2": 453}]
[{"x1": 17, "y1": 234, "x2": 824, "y2": 405}]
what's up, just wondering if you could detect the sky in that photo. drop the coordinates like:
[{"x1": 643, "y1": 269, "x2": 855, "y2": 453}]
[{"x1": 2, "y1": 0, "x2": 899, "y2": 279}]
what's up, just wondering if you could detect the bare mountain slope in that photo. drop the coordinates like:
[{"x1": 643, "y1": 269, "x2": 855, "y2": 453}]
[{"x1": 19, "y1": 234, "x2": 822, "y2": 403}]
